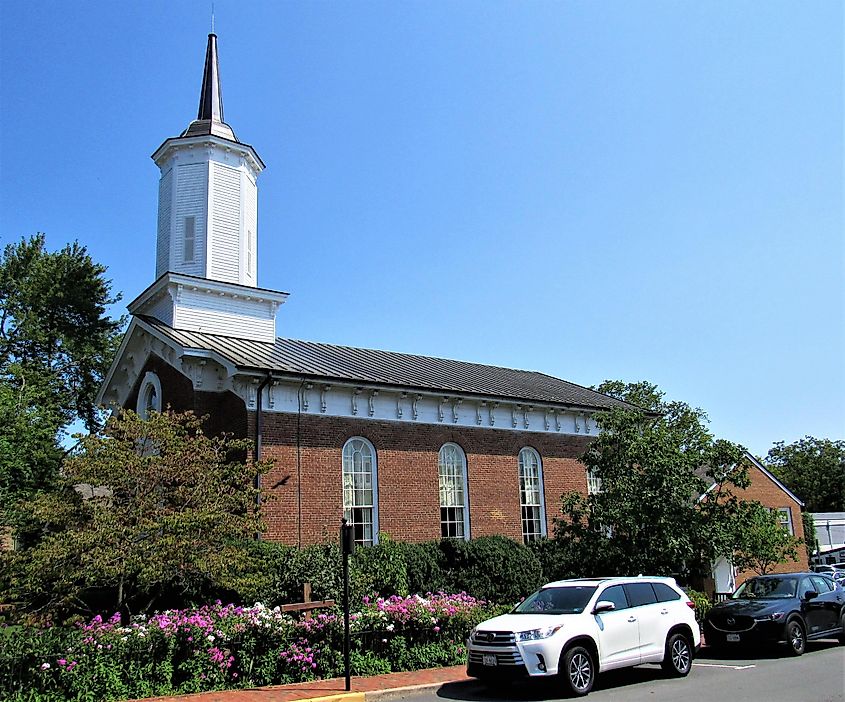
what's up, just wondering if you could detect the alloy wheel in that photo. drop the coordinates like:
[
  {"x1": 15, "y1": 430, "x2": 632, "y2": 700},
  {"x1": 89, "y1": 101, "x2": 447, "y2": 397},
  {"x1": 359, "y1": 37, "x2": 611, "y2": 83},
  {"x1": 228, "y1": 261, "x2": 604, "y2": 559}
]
[
  {"x1": 671, "y1": 636, "x2": 691, "y2": 673},
  {"x1": 569, "y1": 651, "x2": 593, "y2": 692}
]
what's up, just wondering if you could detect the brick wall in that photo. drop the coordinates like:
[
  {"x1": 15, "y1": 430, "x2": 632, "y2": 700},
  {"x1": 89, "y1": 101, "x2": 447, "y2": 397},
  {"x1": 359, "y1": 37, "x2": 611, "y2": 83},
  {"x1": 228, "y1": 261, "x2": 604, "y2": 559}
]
[
  {"x1": 250, "y1": 411, "x2": 593, "y2": 546},
  {"x1": 733, "y1": 462, "x2": 808, "y2": 584}
]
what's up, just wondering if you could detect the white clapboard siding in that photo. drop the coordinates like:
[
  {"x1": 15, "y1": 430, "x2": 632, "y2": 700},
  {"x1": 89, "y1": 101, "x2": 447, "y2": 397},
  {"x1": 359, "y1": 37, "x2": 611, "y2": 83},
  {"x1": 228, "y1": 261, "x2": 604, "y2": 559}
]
[
  {"x1": 144, "y1": 292, "x2": 175, "y2": 327},
  {"x1": 174, "y1": 288, "x2": 275, "y2": 341},
  {"x1": 174, "y1": 163, "x2": 208, "y2": 278},
  {"x1": 156, "y1": 168, "x2": 173, "y2": 278},
  {"x1": 244, "y1": 175, "x2": 257, "y2": 286},
  {"x1": 210, "y1": 163, "x2": 241, "y2": 283}
]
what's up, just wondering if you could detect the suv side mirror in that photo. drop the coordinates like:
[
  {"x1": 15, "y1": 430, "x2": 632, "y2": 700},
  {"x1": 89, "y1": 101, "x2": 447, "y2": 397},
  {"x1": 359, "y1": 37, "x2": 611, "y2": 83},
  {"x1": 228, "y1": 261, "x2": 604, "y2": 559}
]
[
  {"x1": 593, "y1": 600, "x2": 616, "y2": 614},
  {"x1": 803, "y1": 590, "x2": 818, "y2": 601}
]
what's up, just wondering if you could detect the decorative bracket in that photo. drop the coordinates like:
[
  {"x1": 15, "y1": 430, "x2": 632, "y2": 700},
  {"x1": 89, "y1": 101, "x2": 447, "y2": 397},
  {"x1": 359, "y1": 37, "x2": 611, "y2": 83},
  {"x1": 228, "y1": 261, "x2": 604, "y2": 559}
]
[
  {"x1": 438, "y1": 397, "x2": 447, "y2": 422},
  {"x1": 368, "y1": 390, "x2": 379, "y2": 417},
  {"x1": 544, "y1": 409, "x2": 550, "y2": 431},
  {"x1": 351, "y1": 387, "x2": 362, "y2": 416},
  {"x1": 268, "y1": 381, "x2": 276, "y2": 409},
  {"x1": 477, "y1": 401, "x2": 485, "y2": 426},
  {"x1": 489, "y1": 401, "x2": 498, "y2": 426},
  {"x1": 397, "y1": 392, "x2": 407, "y2": 419},
  {"x1": 512, "y1": 405, "x2": 520, "y2": 428},
  {"x1": 523, "y1": 405, "x2": 532, "y2": 429},
  {"x1": 574, "y1": 412, "x2": 581, "y2": 433},
  {"x1": 583, "y1": 412, "x2": 591, "y2": 434},
  {"x1": 452, "y1": 398, "x2": 462, "y2": 423},
  {"x1": 413, "y1": 394, "x2": 422, "y2": 420},
  {"x1": 302, "y1": 383, "x2": 313, "y2": 412},
  {"x1": 320, "y1": 385, "x2": 331, "y2": 413},
  {"x1": 554, "y1": 409, "x2": 561, "y2": 432}
]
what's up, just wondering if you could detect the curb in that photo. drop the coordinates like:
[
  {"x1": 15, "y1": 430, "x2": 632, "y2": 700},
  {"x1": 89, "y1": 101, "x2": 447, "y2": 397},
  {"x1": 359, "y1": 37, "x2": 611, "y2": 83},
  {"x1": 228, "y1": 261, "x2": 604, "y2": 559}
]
[
  {"x1": 301, "y1": 694, "x2": 366, "y2": 702},
  {"x1": 366, "y1": 681, "x2": 462, "y2": 702}
]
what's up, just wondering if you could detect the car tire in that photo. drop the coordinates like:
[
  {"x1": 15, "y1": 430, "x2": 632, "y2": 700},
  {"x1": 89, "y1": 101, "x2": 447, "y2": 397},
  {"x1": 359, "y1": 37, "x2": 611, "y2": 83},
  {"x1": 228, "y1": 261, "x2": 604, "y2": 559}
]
[
  {"x1": 838, "y1": 612, "x2": 845, "y2": 645},
  {"x1": 661, "y1": 632, "x2": 693, "y2": 676},
  {"x1": 786, "y1": 618, "x2": 806, "y2": 656},
  {"x1": 559, "y1": 645, "x2": 595, "y2": 697}
]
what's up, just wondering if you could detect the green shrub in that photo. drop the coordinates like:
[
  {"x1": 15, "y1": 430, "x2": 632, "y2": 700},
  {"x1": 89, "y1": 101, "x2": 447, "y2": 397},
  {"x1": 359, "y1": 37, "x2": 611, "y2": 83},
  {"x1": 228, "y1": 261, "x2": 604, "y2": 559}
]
[
  {"x1": 685, "y1": 588, "x2": 712, "y2": 624},
  {"x1": 400, "y1": 541, "x2": 447, "y2": 594},
  {"x1": 529, "y1": 537, "x2": 593, "y2": 583},
  {"x1": 440, "y1": 535, "x2": 542, "y2": 604},
  {"x1": 352, "y1": 534, "x2": 409, "y2": 600}
]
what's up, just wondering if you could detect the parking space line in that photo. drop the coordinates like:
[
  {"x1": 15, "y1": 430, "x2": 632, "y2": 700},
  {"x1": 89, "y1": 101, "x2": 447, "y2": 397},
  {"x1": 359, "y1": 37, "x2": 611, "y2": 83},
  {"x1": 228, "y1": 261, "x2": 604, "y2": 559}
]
[{"x1": 693, "y1": 663, "x2": 756, "y2": 670}]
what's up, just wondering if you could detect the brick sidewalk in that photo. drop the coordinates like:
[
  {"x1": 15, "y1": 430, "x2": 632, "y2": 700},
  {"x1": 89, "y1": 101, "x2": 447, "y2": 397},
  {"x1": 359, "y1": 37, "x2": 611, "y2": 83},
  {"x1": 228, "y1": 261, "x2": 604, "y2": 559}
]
[{"x1": 131, "y1": 665, "x2": 471, "y2": 702}]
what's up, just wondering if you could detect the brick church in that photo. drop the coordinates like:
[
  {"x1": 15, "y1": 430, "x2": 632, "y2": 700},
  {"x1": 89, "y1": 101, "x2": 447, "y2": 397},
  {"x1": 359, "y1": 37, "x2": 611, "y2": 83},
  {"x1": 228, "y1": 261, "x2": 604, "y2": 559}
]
[{"x1": 98, "y1": 35, "x2": 805, "y2": 573}]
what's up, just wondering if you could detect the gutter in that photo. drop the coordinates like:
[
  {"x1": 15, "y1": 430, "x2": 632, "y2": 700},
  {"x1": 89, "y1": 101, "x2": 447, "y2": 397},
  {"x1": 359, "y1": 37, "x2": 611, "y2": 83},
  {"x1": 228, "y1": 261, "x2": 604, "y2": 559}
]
[{"x1": 253, "y1": 371, "x2": 274, "y2": 539}]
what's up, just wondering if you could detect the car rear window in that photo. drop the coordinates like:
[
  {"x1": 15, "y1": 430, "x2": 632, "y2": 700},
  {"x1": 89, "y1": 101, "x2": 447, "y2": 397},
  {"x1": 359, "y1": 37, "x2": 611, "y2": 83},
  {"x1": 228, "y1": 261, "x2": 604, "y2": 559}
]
[
  {"x1": 652, "y1": 582, "x2": 681, "y2": 602},
  {"x1": 810, "y1": 575, "x2": 834, "y2": 593},
  {"x1": 624, "y1": 582, "x2": 658, "y2": 607},
  {"x1": 514, "y1": 586, "x2": 598, "y2": 614}
]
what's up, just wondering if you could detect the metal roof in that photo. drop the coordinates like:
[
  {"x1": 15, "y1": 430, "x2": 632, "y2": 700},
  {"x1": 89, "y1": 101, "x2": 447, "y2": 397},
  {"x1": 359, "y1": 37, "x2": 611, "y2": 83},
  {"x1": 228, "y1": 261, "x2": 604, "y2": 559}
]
[
  {"x1": 180, "y1": 33, "x2": 238, "y2": 142},
  {"x1": 139, "y1": 316, "x2": 634, "y2": 411}
]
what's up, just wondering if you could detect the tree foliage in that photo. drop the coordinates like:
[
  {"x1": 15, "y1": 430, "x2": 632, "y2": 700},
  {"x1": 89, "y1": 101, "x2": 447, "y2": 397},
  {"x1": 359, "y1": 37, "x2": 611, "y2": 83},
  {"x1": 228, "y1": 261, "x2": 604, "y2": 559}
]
[
  {"x1": 1, "y1": 410, "x2": 269, "y2": 621},
  {"x1": 730, "y1": 501, "x2": 801, "y2": 575},
  {"x1": 549, "y1": 381, "x2": 747, "y2": 580},
  {"x1": 766, "y1": 436, "x2": 845, "y2": 512},
  {"x1": 0, "y1": 234, "x2": 123, "y2": 525}
]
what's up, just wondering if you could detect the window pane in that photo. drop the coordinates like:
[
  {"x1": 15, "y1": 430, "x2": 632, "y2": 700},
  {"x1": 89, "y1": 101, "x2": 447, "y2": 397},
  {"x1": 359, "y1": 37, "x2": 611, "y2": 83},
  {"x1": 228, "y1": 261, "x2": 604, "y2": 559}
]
[
  {"x1": 439, "y1": 444, "x2": 468, "y2": 539},
  {"x1": 343, "y1": 439, "x2": 376, "y2": 545},
  {"x1": 519, "y1": 449, "x2": 544, "y2": 543}
]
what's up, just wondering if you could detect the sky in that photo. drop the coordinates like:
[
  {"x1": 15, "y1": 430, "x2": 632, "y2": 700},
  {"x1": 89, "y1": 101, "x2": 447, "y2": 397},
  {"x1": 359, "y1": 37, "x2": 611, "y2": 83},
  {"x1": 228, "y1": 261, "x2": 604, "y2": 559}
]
[{"x1": 1, "y1": 1, "x2": 842, "y2": 457}]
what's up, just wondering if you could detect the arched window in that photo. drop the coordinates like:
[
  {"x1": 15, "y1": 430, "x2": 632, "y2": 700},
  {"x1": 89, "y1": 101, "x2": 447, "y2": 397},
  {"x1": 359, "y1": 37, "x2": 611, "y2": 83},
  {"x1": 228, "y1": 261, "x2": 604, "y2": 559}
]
[
  {"x1": 136, "y1": 372, "x2": 162, "y2": 419},
  {"x1": 342, "y1": 437, "x2": 378, "y2": 546},
  {"x1": 439, "y1": 443, "x2": 470, "y2": 539},
  {"x1": 518, "y1": 447, "x2": 546, "y2": 543}
]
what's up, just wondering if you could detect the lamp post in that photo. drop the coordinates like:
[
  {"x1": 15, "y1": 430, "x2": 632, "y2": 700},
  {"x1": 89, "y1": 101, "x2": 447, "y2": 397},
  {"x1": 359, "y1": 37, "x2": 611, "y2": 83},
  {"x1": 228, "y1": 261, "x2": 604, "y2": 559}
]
[{"x1": 340, "y1": 517, "x2": 355, "y2": 691}]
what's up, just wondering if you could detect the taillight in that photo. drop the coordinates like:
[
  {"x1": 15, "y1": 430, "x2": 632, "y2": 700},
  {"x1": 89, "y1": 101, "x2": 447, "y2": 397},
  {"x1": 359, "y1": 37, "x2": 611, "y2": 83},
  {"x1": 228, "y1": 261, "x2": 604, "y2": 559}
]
[{"x1": 686, "y1": 600, "x2": 696, "y2": 609}]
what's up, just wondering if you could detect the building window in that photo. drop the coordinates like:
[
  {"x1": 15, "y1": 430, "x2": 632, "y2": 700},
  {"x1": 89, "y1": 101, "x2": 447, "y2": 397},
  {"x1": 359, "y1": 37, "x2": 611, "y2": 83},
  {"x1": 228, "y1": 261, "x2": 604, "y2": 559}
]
[
  {"x1": 778, "y1": 507, "x2": 794, "y2": 535},
  {"x1": 518, "y1": 447, "x2": 546, "y2": 543},
  {"x1": 135, "y1": 372, "x2": 162, "y2": 419},
  {"x1": 586, "y1": 468, "x2": 603, "y2": 495},
  {"x1": 439, "y1": 443, "x2": 469, "y2": 539},
  {"x1": 183, "y1": 216, "x2": 196, "y2": 263},
  {"x1": 342, "y1": 437, "x2": 378, "y2": 546}
]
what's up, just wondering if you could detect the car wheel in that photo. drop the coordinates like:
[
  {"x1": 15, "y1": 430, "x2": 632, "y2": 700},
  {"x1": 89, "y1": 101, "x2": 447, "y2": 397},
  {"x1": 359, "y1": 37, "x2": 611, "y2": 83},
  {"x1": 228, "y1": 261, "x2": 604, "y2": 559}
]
[
  {"x1": 560, "y1": 645, "x2": 595, "y2": 697},
  {"x1": 661, "y1": 632, "x2": 693, "y2": 676},
  {"x1": 786, "y1": 618, "x2": 806, "y2": 656}
]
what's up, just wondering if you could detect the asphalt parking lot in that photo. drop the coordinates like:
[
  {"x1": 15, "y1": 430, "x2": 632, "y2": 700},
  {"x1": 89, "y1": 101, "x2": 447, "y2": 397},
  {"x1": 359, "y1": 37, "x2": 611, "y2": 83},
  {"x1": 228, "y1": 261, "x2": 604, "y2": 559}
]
[{"x1": 391, "y1": 642, "x2": 845, "y2": 702}]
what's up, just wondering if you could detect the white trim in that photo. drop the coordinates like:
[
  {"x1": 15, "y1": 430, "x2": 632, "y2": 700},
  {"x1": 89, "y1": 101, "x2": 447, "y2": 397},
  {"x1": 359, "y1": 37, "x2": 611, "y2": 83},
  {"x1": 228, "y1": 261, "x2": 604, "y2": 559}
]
[
  {"x1": 342, "y1": 436, "x2": 379, "y2": 546},
  {"x1": 518, "y1": 446, "x2": 547, "y2": 542},
  {"x1": 438, "y1": 442, "x2": 471, "y2": 540},
  {"x1": 136, "y1": 371, "x2": 162, "y2": 418}
]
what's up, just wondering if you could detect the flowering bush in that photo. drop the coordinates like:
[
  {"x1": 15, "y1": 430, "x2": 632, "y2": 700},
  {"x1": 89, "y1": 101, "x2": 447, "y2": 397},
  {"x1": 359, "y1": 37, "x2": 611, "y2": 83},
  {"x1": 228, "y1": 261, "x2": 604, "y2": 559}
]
[{"x1": 1, "y1": 594, "x2": 501, "y2": 702}]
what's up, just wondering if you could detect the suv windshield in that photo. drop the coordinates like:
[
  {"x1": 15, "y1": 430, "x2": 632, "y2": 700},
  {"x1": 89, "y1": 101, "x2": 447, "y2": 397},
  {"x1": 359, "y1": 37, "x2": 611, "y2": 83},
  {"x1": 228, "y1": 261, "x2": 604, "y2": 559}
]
[
  {"x1": 513, "y1": 586, "x2": 597, "y2": 614},
  {"x1": 732, "y1": 577, "x2": 797, "y2": 599}
]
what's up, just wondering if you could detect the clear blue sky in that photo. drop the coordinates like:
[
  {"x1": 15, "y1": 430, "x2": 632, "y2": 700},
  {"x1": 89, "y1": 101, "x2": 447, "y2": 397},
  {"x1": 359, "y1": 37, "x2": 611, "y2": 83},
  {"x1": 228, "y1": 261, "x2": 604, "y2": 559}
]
[{"x1": 1, "y1": 1, "x2": 842, "y2": 457}]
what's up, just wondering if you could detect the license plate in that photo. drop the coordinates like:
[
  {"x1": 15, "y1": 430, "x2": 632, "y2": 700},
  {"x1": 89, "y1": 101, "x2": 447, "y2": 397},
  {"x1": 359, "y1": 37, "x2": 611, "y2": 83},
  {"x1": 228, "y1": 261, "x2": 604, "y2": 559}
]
[
  {"x1": 726, "y1": 634, "x2": 740, "y2": 642},
  {"x1": 483, "y1": 654, "x2": 497, "y2": 666}
]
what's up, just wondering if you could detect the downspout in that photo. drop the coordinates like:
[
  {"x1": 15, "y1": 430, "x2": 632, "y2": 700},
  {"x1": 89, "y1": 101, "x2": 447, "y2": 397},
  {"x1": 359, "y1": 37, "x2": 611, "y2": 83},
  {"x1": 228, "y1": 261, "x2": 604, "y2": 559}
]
[{"x1": 254, "y1": 372, "x2": 273, "y2": 540}]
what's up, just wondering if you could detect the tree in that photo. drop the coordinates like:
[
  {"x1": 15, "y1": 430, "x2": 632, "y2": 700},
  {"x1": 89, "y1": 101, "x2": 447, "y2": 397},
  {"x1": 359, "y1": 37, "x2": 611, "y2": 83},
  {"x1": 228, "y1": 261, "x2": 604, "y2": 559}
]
[
  {"x1": 766, "y1": 436, "x2": 845, "y2": 513},
  {"x1": 1, "y1": 410, "x2": 270, "y2": 620},
  {"x1": 0, "y1": 234, "x2": 123, "y2": 526},
  {"x1": 549, "y1": 381, "x2": 747, "y2": 579},
  {"x1": 731, "y1": 502, "x2": 801, "y2": 575}
]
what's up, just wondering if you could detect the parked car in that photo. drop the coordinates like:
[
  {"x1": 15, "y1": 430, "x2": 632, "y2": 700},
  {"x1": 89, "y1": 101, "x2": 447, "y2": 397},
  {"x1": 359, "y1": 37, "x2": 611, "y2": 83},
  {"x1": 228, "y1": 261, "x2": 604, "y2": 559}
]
[
  {"x1": 703, "y1": 573, "x2": 845, "y2": 656},
  {"x1": 466, "y1": 576, "x2": 700, "y2": 697}
]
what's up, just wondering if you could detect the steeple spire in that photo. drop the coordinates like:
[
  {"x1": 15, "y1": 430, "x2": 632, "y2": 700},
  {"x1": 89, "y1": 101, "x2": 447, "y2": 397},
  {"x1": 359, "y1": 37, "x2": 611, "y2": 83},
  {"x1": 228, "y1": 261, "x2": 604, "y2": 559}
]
[
  {"x1": 181, "y1": 33, "x2": 237, "y2": 141},
  {"x1": 197, "y1": 33, "x2": 224, "y2": 123}
]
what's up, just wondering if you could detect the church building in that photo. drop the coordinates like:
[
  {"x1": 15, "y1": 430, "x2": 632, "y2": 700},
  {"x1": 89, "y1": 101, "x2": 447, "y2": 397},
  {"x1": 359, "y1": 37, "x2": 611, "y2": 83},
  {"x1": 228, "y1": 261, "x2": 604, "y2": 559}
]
[{"x1": 97, "y1": 34, "x2": 641, "y2": 548}]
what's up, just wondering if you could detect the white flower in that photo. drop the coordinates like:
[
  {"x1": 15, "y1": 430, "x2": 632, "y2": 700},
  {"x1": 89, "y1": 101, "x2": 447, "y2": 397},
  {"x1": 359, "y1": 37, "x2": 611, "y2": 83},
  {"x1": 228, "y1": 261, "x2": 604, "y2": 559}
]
[
  {"x1": 386, "y1": 623, "x2": 395, "y2": 632},
  {"x1": 40, "y1": 663, "x2": 50, "y2": 671},
  {"x1": 207, "y1": 635, "x2": 215, "y2": 642}
]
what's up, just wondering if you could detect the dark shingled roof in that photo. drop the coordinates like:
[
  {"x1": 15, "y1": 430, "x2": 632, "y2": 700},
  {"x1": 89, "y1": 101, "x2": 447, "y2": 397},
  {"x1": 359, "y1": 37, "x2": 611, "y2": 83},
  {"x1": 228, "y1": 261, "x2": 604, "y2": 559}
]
[{"x1": 140, "y1": 316, "x2": 634, "y2": 412}]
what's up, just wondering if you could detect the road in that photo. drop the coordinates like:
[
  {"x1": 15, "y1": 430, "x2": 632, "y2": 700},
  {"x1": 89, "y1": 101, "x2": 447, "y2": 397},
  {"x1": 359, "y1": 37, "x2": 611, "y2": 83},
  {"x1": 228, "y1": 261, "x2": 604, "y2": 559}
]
[{"x1": 388, "y1": 643, "x2": 844, "y2": 702}]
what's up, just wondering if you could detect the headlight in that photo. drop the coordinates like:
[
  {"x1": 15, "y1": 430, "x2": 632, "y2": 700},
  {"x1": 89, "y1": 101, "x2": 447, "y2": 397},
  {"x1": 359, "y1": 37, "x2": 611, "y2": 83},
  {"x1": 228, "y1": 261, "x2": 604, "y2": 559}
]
[
  {"x1": 516, "y1": 626, "x2": 562, "y2": 641},
  {"x1": 754, "y1": 612, "x2": 785, "y2": 622}
]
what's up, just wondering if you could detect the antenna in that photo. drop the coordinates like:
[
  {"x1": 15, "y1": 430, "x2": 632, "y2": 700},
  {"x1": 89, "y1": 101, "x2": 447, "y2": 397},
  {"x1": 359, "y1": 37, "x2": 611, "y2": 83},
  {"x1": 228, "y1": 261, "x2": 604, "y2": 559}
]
[{"x1": 211, "y1": 2, "x2": 215, "y2": 34}]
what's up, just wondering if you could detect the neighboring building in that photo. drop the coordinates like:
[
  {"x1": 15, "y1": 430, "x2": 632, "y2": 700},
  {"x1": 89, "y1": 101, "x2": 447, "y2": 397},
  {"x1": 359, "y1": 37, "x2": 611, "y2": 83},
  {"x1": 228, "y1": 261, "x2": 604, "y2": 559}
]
[
  {"x1": 97, "y1": 34, "x2": 636, "y2": 548},
  {"x1": 811, "y1": 512, "x2": 845, "y2": 565},
  {"x1": 709, "y1": 453, "x2": 808, "y2": 595}
]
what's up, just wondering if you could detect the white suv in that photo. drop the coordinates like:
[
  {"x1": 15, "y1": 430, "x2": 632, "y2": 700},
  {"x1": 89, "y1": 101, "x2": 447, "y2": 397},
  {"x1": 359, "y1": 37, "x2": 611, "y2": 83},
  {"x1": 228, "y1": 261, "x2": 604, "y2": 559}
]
[{"x1": 467, "y1": 576, "x2": 700, "y2": 697}]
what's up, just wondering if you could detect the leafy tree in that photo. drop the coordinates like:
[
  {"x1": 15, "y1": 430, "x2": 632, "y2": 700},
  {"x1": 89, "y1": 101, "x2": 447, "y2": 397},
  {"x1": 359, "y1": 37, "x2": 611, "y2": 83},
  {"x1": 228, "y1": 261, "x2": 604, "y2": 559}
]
[
  {"x1": 0, "y1": 234, "x2": 123, "y2": 525},
  {"x1": 549, "y1": 381, "x2": 747, "y2": 580},
  {"x1": 731, "y1": 501, "x2": 801, "y2": 575},
  {"x1": 1, "y1": 410, "x2": 269, "y2": 620},
  {"x1": 766, "y1": 436, "x2": 845, "y2": 512}
]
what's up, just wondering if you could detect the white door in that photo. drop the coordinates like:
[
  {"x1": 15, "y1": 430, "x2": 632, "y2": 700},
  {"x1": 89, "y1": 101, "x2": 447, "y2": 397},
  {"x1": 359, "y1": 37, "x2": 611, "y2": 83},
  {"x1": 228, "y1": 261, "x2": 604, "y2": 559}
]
[{"x1": 594, "y1": 584, "x2": 640, "y2": 669}]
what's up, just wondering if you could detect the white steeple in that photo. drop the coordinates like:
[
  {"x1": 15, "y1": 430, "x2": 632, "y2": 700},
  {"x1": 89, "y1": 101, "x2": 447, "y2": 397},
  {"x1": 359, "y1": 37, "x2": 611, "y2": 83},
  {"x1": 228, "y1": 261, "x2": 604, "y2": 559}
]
[{"x1": 129, "y1": 34, "x2": 287, "y2": 344}]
